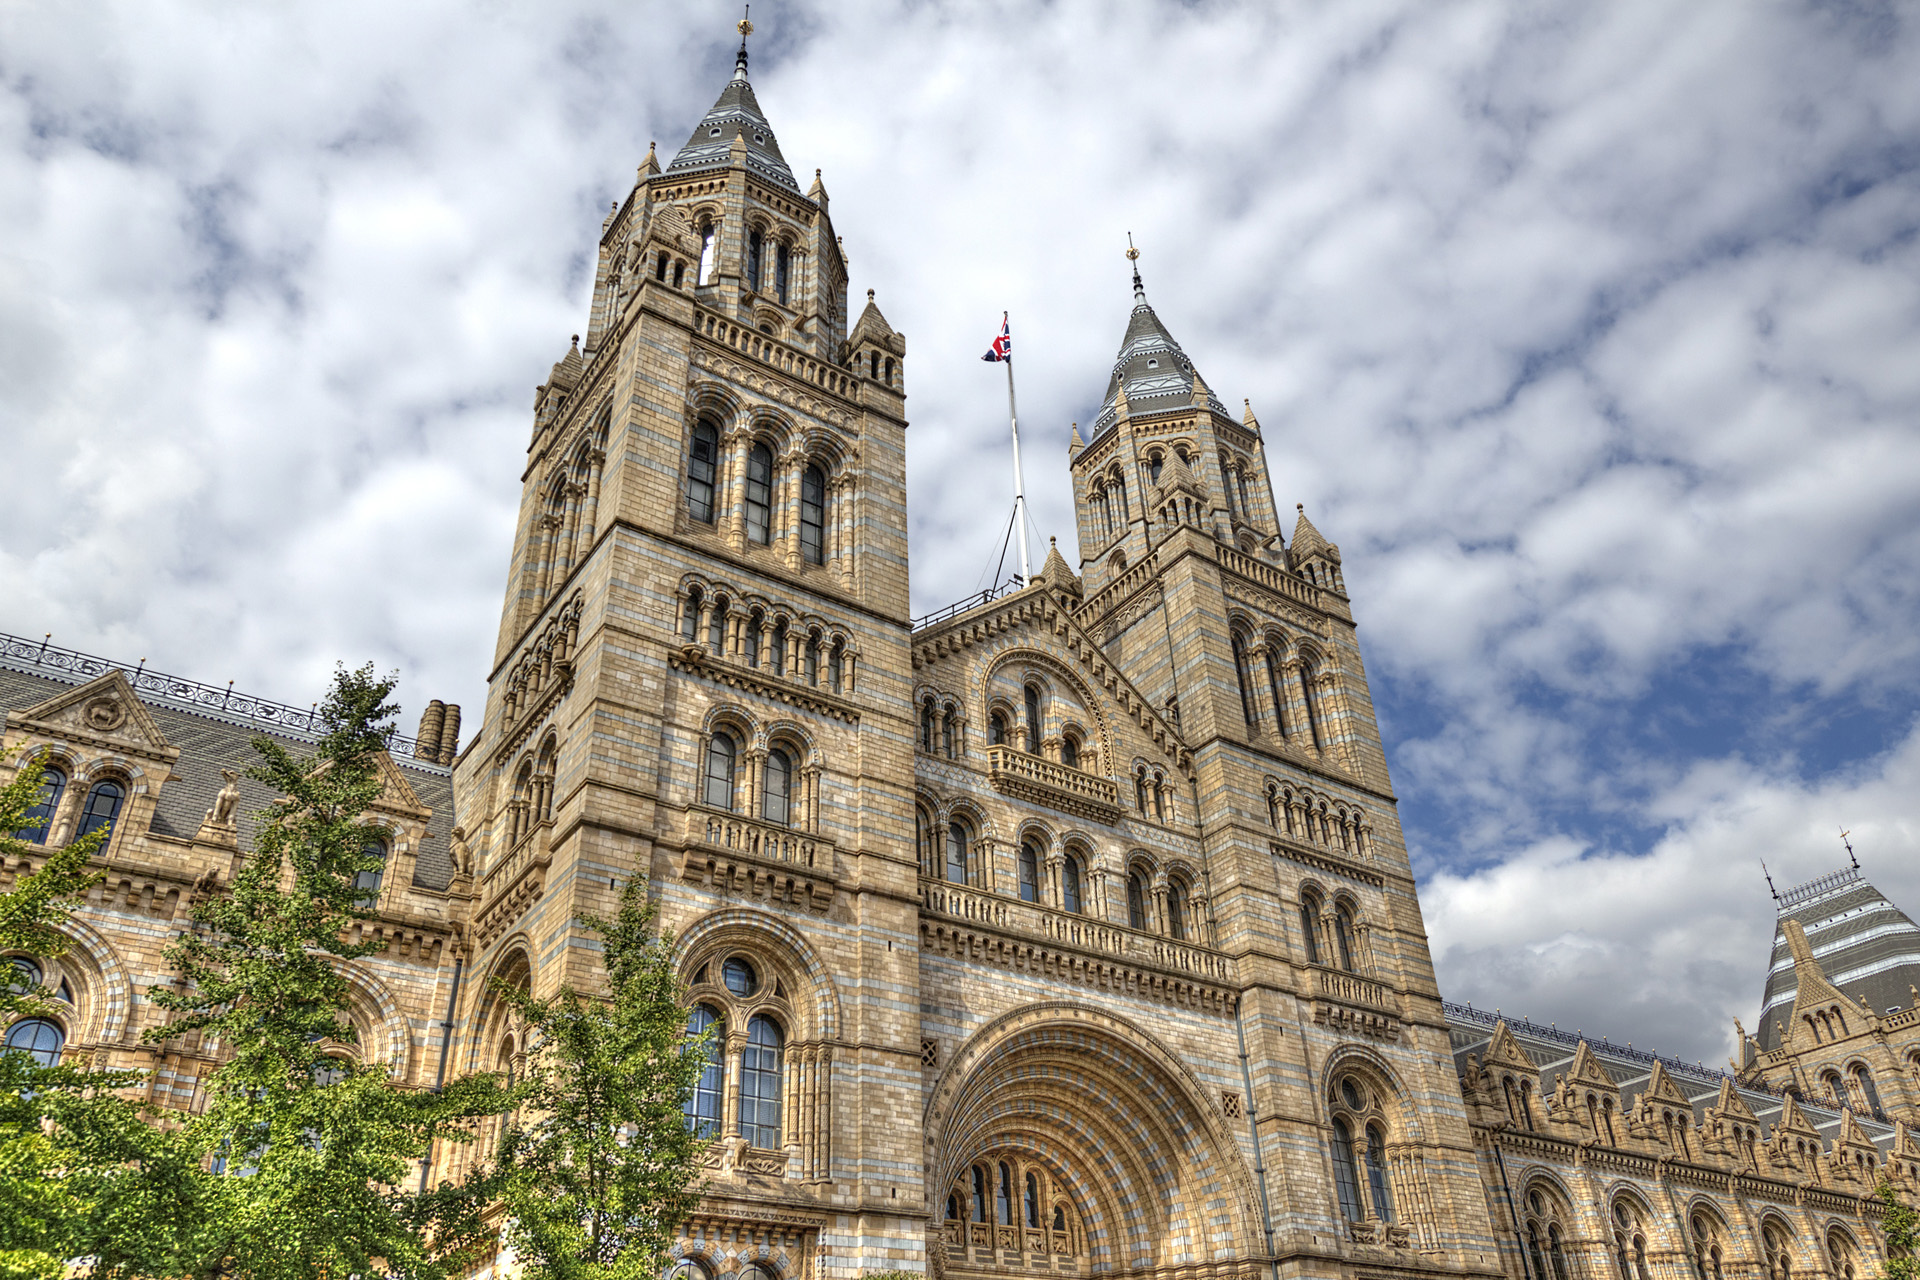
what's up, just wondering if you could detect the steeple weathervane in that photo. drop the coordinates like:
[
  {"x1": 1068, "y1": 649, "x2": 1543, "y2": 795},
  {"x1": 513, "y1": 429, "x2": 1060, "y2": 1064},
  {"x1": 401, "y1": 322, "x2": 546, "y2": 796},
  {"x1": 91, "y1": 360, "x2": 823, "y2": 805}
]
[{"x1": 734, "y1": 6, "x2": 753, "y2": 81}]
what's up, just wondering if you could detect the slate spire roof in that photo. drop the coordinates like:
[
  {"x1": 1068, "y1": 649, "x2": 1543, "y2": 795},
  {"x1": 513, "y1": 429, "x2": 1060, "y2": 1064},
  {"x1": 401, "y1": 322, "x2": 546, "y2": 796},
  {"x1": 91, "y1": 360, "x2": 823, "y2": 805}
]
[
  {"x1": 1756, "y1": 864, "x2": 1920, "y2": 1051},
  {"x1": 665, "y1": 37, "x2": 801, "y2": 194},
  {"x1": 1089, "y1": 261, "x2": 1227, "y2": 438}
]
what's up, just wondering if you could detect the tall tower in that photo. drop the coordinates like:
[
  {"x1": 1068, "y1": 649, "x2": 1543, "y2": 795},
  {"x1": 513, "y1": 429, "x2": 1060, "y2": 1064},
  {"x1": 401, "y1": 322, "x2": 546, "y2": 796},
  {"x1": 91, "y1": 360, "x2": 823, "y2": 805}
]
[{"x1": 450, "y1": 25, "x2": 922, "y2": 1275}]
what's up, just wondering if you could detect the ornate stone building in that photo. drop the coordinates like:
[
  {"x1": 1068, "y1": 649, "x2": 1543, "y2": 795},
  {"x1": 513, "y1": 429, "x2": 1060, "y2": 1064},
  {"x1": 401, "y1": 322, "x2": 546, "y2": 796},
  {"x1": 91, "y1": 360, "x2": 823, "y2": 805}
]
[{"x1": 5, "y1": 30, "x2": 1919, "y2": 1280}]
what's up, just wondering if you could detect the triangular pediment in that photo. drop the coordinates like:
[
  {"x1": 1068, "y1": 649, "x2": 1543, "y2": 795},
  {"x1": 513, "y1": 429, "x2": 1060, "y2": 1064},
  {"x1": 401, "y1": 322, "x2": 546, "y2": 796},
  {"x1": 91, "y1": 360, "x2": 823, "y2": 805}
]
[
  {"x1": 1568, "y1": 1040, "x2": 1619, "y2": 1090},
  {"x1": 1643, "y1": 1060, "x2": 1690, "y2": 1106},
  {"x1": 1709, "y1": 1077, "x2": 1759, "y2": 1124},
  {"x1": 1837, "y1": 1109, "x2": 1876, "y2": 1152},
  {"x1": 1773, "y1": 1093, "x2": 1823, "y2": 1140},
  {"x1": 9, "y1": 670, "x2": 176, "y2": 760},
  {"x1": 370, "y1": 751, "x2": 428, "y2": 817},
  {"x1": 1482, "y1": 1021, "x2": 1535, "y2": 1075}
]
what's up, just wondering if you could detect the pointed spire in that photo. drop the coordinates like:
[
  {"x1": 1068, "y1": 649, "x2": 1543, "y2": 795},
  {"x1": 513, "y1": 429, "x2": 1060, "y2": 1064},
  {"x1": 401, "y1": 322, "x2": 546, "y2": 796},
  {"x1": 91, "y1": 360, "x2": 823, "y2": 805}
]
[
  {"x1": 1292, "y1": 503, "x2": 1331, "y2": 558},
  {"x1": 733, "y1": 6, "x2": 753, "y2": 82},
  {"x1": 637, "y1": 140, "x2": 660, "y2": 180},
  {"x1": 1242, "y1": 397, "x2": 1261, "y2": 433},
  {"x1": 808, "y1": 168, "x2": 828, "y2": 211},
  {"x1": 1126, "y1": 232, "x2": 1145, "y2": 303},
  {"x1": 1068, "y1": 422, "x2": 1084, "y2": 454},
  {"x1": 665, "y1": 10, "x2": 800, "y2": 193}
]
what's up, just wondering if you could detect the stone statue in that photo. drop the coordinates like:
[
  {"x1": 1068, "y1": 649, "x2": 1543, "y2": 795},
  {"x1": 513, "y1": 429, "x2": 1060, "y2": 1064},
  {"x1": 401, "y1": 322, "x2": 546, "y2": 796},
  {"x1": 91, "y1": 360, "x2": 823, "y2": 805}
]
[
  {"x1": 206, "y1": 769, "x2": 240, "y2": 827},
  {"x1": 450, "y1": 825, "x2": 473, "y2": 878}
]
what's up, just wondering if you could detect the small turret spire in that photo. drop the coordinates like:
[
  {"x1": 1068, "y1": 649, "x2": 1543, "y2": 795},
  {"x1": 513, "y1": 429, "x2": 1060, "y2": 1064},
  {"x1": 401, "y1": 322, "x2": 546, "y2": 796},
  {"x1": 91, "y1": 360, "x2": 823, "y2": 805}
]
[
  {"x1": 733, "y1": 7, "x2": 753, "y2": 82},
  {"x1": 1126, "y1": 232, "x2": 1144, "y2": 303}
]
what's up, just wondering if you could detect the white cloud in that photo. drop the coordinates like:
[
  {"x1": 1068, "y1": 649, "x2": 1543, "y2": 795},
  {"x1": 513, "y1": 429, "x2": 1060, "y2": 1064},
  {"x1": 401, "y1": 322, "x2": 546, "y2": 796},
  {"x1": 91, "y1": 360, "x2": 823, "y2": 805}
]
[{"x1": 3, "y1": 0, "x2": 1918, "y2": 1062}]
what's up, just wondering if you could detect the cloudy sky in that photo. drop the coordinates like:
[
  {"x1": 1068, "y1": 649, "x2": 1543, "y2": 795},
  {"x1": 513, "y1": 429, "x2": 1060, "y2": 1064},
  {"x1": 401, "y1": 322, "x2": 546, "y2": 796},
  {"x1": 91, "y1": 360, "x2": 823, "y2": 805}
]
[{"x1": 4, "y1": 0, "x2": 1918, "y2": 1065}]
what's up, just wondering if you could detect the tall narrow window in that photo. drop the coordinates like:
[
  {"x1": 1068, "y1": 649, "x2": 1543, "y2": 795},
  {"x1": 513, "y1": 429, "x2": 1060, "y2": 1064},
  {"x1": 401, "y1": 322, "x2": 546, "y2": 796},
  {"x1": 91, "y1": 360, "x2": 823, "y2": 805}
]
[
  {"x1": 920, "y1": 699, "x2": 937, "y2": 752},
  {"x1": 800, "y1": 465, "x2": 826, "y2": 564},
  {"x1": 708, "y1": 595, "x2": 729, "y2": 654},
  {"x1": 353, "y1": 839, "x2": 386, "y2": 909},
  {"x1": 698, "y1": 222, "x2": 717, "y2": 284},
  {"x1": 745, "y1": 616, "x2": 763, "y2": 669},
  {"x1": 1855, "y1": 1066, "x2": 1883, "y2": 1114},
  {"x1": 688, "y1": 421, "x2": 719, "y2": 523},
  {"x1": 990, "y1": 713, "x2": 1008, "y2": 746},
  {"x1": 1266, "y1": 651, "x2": 1290, "y2": 737},
  {"x1": 738, "y1": 1016, "x2": 783, "y2": 1148},
  {"x1": 1134, "y1": 770, "x2": 1148, "y2": 813},
  {"x1": 1114, "y1": 477, "x2": 1128, "y2": 521},
  {"x1": 703, "y1": 734, "x2": 737, "y2": 810},
  {"x1": 1166, "y1": 883, "x2": 1187, "y2": 941},
  {"x1": 1062, "y1": 854, "x2": 1083, "y2": 914},
  {"x1": 685, "y1": 1005, "x2": 724, "y2": 1136},
  {"x1": 828, "y1": 645, "x2": 844, "y2": 694},
  {"x1": 1364, "y1": 1124, "x2": 1394, "y2": 1220},
  {"x1": 746, "y1": 444, "x2": 774, "y2": 544},
  {"x1": 946, "y1": 821, "x2": 970, "y2": 885},
  {"x1": 770, "y1": 619, "x2": 787, "y2": 676},
  {"x1": 942, "y1": 710, "x2": 956, "y2": 758},
  {"x1": 1330, "y1": 1117, "x2": 1363, "y2": 1221},
  {"x1": 655, "y1": 251, "x2": 668, "y2": 282},
  {"x1": 1302, "y1": 665, "x2": 1324, "y2": 751},
  {"x1": 1025, "y1": 1172, "x2": 1040, "y2": 1228},
  {"x1": 996, "y1": 1162, "x2": 1013, "y2": 1225},
  {"x1": 1018, "y1": 841, "x2": 1040, "y2": 903},
  {"x1": 1233, "y1": 633, "x2": 1257, "y2": 726},
  {"x1": 764, "y1": 748, "x2": 792, "y2": 826},
  {"x1": 1299, "y1": 894, "x2": 1321, "y2": 965},
  {"x1": 1061, "y1": 733, "x2": 1080, "y2": 769},
  {"x1": 1127, "y1": 872, "x2": 1148, "y2": 930},
  {"x1": 747, "y1": 228, "x2": 764, "y2": 291},
  {"x1": 1024, "y1": 685, "x2": 1042, "y2": 753},
  {"x1": 14, "y1": 767, "x2": 64, "y2": 843},
  {"x1": 1334, "y1": 905, "x2": 1356, "y2": 972},
  {"x1": 76, "y1": 780, "x2": 124, "y2": 842},
  {"x1": 972, "y1": 1167, "x2": 988, "y2": 1222},
  {"x1": 1148, "y1": 453, "x2": 1164, "y2": 484},
  {"x1": 775, "y1": 243, "x2": 791, "y2": 304}
]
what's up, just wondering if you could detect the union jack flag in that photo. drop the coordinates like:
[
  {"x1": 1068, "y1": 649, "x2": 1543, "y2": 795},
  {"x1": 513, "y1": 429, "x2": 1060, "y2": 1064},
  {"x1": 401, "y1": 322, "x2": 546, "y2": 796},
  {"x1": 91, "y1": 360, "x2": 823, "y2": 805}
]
[{"x1": 981, "y1": 314, "x2": 1011, "y2": 362}]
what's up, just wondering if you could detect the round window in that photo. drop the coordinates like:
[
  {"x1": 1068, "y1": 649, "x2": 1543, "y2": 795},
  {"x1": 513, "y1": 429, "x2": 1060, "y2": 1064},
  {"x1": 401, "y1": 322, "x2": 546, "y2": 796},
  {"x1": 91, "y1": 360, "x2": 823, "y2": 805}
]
[
  {"x1": 722, "y1": 957, "x2": 758, "y2": 997},
  {"x1": 7, "y1": 957, "x2": 41, "y2": 994},
  {"x1": 1339, "y1": 1078, "x2": 1365, "y2": 1111},
  {"x1": 709, "y1": 126, "x2": 723, "y2": 138}
]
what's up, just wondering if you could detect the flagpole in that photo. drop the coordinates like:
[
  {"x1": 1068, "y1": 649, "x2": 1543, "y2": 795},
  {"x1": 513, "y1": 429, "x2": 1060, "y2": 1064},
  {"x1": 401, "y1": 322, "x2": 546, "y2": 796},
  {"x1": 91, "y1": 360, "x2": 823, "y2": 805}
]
[{"x1": 1004, "y1": 315, "x2": 1032, "y2": 585}]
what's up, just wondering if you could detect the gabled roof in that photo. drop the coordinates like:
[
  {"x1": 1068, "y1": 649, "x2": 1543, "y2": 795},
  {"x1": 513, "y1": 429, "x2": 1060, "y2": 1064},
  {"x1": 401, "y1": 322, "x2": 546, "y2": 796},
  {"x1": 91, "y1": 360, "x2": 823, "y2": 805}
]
[
  {"x1": 666, "y1": 49, "x2": 801, "y2": 194},
  {"x1": 1088, "y1": 271, "x2": 1227, "y2": 438}
]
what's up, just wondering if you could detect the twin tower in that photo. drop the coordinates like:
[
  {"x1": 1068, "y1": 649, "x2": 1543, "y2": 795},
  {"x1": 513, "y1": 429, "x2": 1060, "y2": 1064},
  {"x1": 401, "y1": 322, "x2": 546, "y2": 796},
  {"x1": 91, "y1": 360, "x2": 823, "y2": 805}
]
[{"x1": 448, "y1": 34, "x2": 1499, "y2": 1280}]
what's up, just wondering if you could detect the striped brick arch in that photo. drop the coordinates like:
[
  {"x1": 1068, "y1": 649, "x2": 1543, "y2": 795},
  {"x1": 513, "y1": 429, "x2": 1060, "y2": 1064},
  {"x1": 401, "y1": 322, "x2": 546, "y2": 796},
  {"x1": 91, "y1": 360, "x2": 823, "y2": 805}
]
[{"x1": 926, "y1": 1003, "x2": 1263, "y2": 1279}]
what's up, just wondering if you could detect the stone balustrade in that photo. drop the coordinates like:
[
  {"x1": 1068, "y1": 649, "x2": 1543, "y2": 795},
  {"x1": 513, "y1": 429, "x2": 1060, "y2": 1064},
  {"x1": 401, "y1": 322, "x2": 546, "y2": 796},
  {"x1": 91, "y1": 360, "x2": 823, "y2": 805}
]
[{"x1": 986, "y1": 746, "x2": 1122, "y2": 821}]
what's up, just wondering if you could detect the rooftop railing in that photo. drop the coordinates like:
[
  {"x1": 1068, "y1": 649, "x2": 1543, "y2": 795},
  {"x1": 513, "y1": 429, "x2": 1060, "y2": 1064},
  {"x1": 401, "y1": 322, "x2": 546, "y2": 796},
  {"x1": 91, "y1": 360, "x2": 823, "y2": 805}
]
[
  {"x1": 911, "y1": 578, "x2": 1026, "y2": 632},
  {"x1": 0, "y1": 630, "x2": 421, "y2": 757}
]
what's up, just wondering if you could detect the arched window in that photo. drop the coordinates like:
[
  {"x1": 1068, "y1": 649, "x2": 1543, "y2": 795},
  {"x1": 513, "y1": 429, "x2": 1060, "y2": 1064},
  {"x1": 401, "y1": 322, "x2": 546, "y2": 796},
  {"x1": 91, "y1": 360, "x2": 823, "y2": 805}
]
[
  {"x1": 76, "y1": 780, "x2": 124, "y2": 842},
  {"x1": 738, "y1": 1016, "x2": 783, "y2": 1148},
  {"x1": 1299, "y1": 892, "x2": 1322, "y2": 965},
  {"x1": 989, "y1": 712, "x2": 1008, "y2": 747},
  {"x1": 673, "y1": 260, "x2": 686, "y2": 288},
  {"x1": 1052, "y1": 1204, "x2": 1066, "y2": 1233},
  {"x1": 1148, "y1": 452, "x2": 1164, "y2": 484},
  {"x1": 3, "y1": 1017, "x2": 64, "y2": 1067},
  {"x1": 1018, "y1": 841, "x2": 1040, "y2": 904},
  {"x1": 1334, "y1": 904, "x2": 1356, "y2": 972},
  {"x1": 769, "y1": 619, "x2": 787, "y2": 679},
  {"x1": 1166, "y1": 880, "x2": 1188, "y2": 941},
  {"x1": 800, "y1": 465, "x2": 826, "y2": 565},
  {"x1": 1061, "y1": 853, "x2": 1084, "y2": 914},
  {"x1": 946, "y1": 1195, "x2": 959, "y2": 1221},
  {"x1": 942, "y1": 708, "x2": 956, "y2": 758},
  {"x1": 972, "y1": 1166, "x2": 988, "y2": 1222},
  {"x1": 1691, "y1": 1213, "x2": 1726, "y2": 1280},
  {"x1": 1763, "y1": 1223, "x2": 1796, "y2": 1280},
  {"x1": 1025, "y1": 1172, "x2": 1040, "y2": 1228},
  {"x1": 1134, "y1": 769, "x2": 1149, "y2": 813},
  {"x1": 1329, "y1": 1116, "x2": 1363, "y2": 1221},
  {"x1": 685, "y1": 1005, "x2": 724, "y2": 1136},
  {"x1": 14, "y1": 766, "x2": 64, "y2": 843},
  {"x1": 1301, "y1": 661, "x2": 1325, "y2": 751},
  {"x1": 775, "y1": 243, "x2": 791, "y2": 305},
  {"x1": 697, "y1": 221, "x2": 717, "y2": 284},
  {"x1": 655, "y1": 251, "x2": 669, "y2": 282},
  {"x1": 763, "y1": 748, "x2": 793, "y2": 826},
  {"x1": 688, "y1": 420, "x2": 719, "y2": 524},
  {"x1": 885, "y1": 358, "x2": 895, "y2": 383},
  {"x1": 1024, "y1": 685, "x2": 1043, "y2": 754},
  {"x1": 996, "y1": 1162, "x2": 1013, "y2": 1225},
  {"x1": 703, "y1": 733, "x2": 737, "y2": 810},
  {"x1": 920, "y1": 699, "x2": 936, "y2": 752},
  {"x1": 1365, "y1": 1124, "x2": 1394, "y2": 1222},
  {"x1": 668, "y1": 1262, "x2": 713, "y2": 1280},
  {"x1": 946, "y1": 821, "x2": 970, "y2": 885},
  {"x1": 747, "y1": 228, "x2": 764, "y2": 291},
  {"x1": 682, "y1": 587, "x2": 703, "y2": 642},
  {"x1": 353, "y1": 838, "x2": 387, "y2": 909},
  {"x1": 707, "y1": 595, "x2": 729, "y2": 654},
  {"x1": 1829, "y1": 1229, "x2": 1859, "y2": 1280},
  {"x1": 1126, "y1": 871, "x2": 1149, "y2": 930},
  {"x1": 1853, "y1": 1065, "x2": 1883, "y2": 1114},
  {"x1": 1232, "y1": 632, "x2": 1257, "y2": 726},
  {"x1": 745, "y1": 443, "x2": 774, "y2": 545},
  {"x1": 1061, "y1": 732, "x2": 1080, "y2": 769},
  {"x1": 745, "y1": 615, "x2": 764, "y2": 669},
  {"x1": 828, "y1": 643, "x2": 844, "y2": 694}
]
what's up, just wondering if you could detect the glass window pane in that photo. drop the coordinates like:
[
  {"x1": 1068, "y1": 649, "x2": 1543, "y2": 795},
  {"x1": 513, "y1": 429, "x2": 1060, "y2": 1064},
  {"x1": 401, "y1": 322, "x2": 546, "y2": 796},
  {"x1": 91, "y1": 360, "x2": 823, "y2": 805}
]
[
  {"x1": 739, "y1": 1016, "x2": 783, "y2": 1148},
  {"x1": 3, "y1": 1017, "x2": 65, "y2": 1068},
  {"x1": 763, "y1": 749, "x2": 792, "y2": 826},
  {"x1": 946, "y1": 822, "x2": 969, "y2": 884},
  {"x1": 689, "y1": 422, "x2": 718, "y2": 523},
  {"x1": 704, "y1": 735, "x2": 736, "y2": 810},
  {"x1": 746, "y1": 445, "x2": 774, "y2": 545},
  {"x1": 76, "y1": 781, "x2": 124, "y2": 841},
  {"x1": 1365, "y1": 1124, "x2": 1394, "y2": 1220},
  {"x1": 1062, "y1": 855, "x2": 1082, "y2": 914},
  {"x1": 685, "y1": 1005, "x2": 725, "y2": 1136},
  {"x1": 1330, "y1": 1117, "x2": 1363, "y2": 1221},
  {"x1": 354, "y1": 840, "x2": 386, "y2": 908},
  {"x1": 14, "y1": 768, "x2": 64, "y2": 843},
  {"x1": 800, "y1": 466, "x2": 825, "y2": 565},
  {"x1": 1019, "y1": 842, "x2": 1039, "y2": 903}
]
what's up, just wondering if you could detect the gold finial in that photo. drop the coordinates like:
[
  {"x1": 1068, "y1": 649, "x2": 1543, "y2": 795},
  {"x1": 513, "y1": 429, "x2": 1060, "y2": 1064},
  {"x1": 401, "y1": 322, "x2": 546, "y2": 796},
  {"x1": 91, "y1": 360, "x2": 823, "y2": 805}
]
[
  {"x1": 738, "y1": 5, "x2": 753, "y2": 39},
  {"x1": 1125, "y1": 231, "x2": 1140, "y2": 262}
]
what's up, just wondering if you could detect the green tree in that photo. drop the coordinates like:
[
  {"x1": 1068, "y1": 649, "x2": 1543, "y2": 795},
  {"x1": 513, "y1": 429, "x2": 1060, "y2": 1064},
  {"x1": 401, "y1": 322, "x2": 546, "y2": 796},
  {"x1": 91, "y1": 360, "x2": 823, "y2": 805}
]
[
  {"x1": 125, "y1": 663, "x2": 512, "y2": 1280},
  {"x1": 493, "y1": 882, "x2": 712, "y2": 1280},
  {"x1": 1879, "y1": 1181, "x2": 1918, "y2": 1280},
  {"x1": 0, "y1": 744, "x2": 149, "y2": 1280}
]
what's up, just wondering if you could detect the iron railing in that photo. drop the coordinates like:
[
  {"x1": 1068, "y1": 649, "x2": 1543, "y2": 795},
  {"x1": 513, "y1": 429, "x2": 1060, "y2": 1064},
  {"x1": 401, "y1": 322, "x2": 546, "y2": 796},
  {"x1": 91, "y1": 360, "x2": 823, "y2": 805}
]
[
  {"x1": 0, "y1": 631, "x2": 420, "y2": 757},
  {"x1": 911, "y1": 578, "x2": 1025, "y2": 632}
]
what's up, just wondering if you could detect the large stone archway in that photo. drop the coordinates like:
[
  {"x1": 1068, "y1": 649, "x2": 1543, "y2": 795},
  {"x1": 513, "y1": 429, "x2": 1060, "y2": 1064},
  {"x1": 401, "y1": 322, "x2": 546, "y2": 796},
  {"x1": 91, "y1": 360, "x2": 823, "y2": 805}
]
[{"x1": 926, "y1": 1003, "x2": 1265, "y2": 1280}]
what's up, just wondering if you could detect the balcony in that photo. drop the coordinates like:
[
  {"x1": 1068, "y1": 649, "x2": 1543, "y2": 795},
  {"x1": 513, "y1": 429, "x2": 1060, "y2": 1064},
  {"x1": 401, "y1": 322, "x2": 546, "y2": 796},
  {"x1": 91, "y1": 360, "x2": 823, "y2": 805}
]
[
  {"x1": 986, "y1": 746, "x2": 1122, "y2": 822},
  {"x1": 1309, "y1": 964, "x2": 1399, "y2": 1041},
  {"x1": 681, "y1": 807, "x2": 834, "y2": 912}
]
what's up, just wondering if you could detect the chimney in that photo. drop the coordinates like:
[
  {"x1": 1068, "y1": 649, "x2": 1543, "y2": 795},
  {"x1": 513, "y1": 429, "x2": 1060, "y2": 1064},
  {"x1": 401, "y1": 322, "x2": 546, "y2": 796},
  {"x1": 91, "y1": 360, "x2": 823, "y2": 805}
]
[
  {"x1": 415, "y1": 700, "x2": 446, "y2": 760},
  {"x1": 438, "y1": 705, "x2": 462, "y2": 766}
]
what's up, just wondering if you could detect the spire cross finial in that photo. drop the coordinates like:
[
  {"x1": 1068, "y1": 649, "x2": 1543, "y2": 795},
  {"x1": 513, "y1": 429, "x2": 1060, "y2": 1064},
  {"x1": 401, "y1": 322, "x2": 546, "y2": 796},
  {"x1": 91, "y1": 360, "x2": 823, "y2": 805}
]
[
  {"x1": 1764, "y1": 860, "x2": 1779, "y2": 902},
  {"x1": 733, "y1": 6, "x2": 753, "y2": 79},
  {"x1": 1842, "y1": 828, "x2": 1858, "y2": 869},
  {"x1": 1125, "y1": 231, "x2": 1144, "y2": 300}
]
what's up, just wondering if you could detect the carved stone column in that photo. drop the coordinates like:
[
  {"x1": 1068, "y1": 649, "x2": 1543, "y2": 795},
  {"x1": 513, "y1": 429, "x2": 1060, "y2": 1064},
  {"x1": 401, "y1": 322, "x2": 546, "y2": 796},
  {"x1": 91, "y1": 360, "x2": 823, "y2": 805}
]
[
  {"x1": 743, "y1": 750, "x2": 765, "y2": 819},
  {"x1": 1044, "y1": 848, "x2": 1065, "y2": 910},
  {"x1": 1150, "y1": 874, "x2": 1170, "y2": 937},
  {"x1": 723, "y1": 425, "x2": 752, "y2": 551},
  {"x1": 581, "y1": 447, "x2": 604, "y2": 548},
  {"x1": 697, "y1": 597, "x2": 716, "y2": 651},
  {"x1": 1283, "y1": 658, "x2": 1313, "y2": 749},
  {"x1": 722, "y1": 1031, "x2": 746, "y2": 1140},
  {"x1": 533, "y1": 512, "x2": 561, "y2": 600},
  {"x1": 1248, "y1": 642, "x2": 1280, "y2": 734},
  {"x1": 801, "y1": 763, "x2": 822, "y2": 832}
]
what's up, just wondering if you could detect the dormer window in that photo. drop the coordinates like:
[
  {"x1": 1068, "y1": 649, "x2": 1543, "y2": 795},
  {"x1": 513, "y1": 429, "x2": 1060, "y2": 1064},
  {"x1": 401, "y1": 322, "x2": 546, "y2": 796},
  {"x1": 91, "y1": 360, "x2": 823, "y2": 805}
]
[
  {"x1": 1146, "y1": 359, "x2": 1158, "y2": 368},
  {"x1": 709, "y1": 126, "x2": 722, "y2": 138}
]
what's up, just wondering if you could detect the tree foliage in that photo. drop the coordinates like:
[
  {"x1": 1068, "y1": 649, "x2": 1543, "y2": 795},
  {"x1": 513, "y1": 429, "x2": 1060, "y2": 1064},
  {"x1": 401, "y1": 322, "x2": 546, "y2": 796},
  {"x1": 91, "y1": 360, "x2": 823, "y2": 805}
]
[
  {"x1": 493, "y1": 882, "x2": 712, "y2": 1280},
  {"x1": 1879, "y1": 1181, "x2": 1918, "y2": 1280}
]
